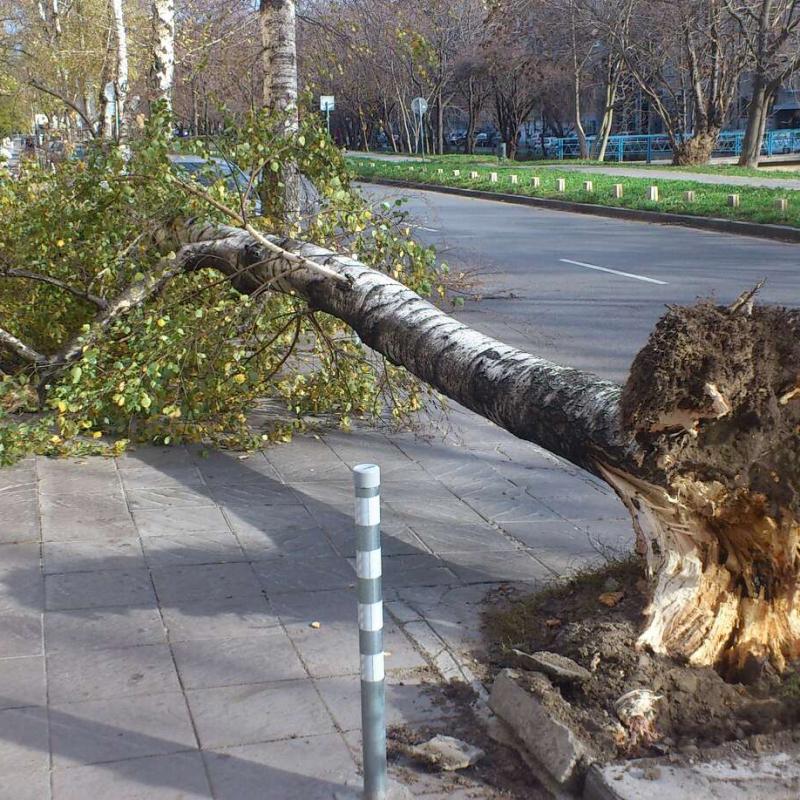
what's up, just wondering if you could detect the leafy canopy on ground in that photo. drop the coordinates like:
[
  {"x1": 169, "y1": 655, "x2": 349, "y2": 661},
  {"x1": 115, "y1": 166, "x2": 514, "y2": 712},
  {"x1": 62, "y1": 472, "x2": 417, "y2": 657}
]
[{"x1": 0, "y1": 111, "x2": 446, "y2": 464}]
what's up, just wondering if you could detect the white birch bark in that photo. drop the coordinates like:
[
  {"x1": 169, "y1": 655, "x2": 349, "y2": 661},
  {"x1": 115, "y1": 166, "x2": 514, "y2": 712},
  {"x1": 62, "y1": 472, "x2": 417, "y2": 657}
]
[
  {"x1": 110, "y1": 0, "x2": 129, "y2": 140},
  {"x1": 260, "y1": 0, "x2": 298, "y2": 129},
  {"x1": 151, "y1": 0, "x2": 176, "y2": 107}
]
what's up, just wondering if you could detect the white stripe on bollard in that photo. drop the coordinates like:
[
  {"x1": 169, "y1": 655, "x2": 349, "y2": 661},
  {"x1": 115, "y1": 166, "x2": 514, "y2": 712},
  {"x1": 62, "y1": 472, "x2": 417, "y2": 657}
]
[
  {"x1": 357, "y1": 549, "x2": 383, "y2": 579},
  {"x1": 360, "y1": 653, "x2": 385, "y2": 682},
  {"x1": 359, "y1": 601, "x2": 383, "y2": 631}
]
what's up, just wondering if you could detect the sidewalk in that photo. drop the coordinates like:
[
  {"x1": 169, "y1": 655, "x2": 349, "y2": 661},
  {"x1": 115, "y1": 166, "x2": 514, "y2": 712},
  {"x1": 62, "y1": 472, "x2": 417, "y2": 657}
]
[
  {"x1": 550, "y1": 164, "x2": 800, "y2": 191},
  {"x1": 0, "y1": 404, "x2": 633, "y2": 799}
]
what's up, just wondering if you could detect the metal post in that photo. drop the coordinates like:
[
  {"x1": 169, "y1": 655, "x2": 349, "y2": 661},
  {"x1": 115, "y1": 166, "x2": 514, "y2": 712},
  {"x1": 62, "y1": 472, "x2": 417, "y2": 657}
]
[
  {"x1": 354, "y1": 464, "x2": 386, "y2": 800},
  {"x1": 326, "y1": 107, "x2": 331, "y2": 137}
]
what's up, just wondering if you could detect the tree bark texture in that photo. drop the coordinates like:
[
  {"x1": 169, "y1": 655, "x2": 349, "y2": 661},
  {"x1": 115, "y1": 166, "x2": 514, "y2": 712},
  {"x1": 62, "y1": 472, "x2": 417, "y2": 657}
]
[
  {"x1": 167, "y1": 222, "x2": 800, "y2": 676},
  {"x1": 151, "y1": 0, "x2": 175, "y2": 108},
  {"x1": 110, "y1": 0, "x2": 129, "y2": 140}
]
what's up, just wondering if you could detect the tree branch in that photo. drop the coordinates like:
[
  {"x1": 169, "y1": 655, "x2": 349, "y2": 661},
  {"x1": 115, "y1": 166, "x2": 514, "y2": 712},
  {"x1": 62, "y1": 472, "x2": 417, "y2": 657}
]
[
  {"x1": 0, "y1": 326, "x2": 47, "y2": 365},
  {"x1": 1, "y1": 269, "x2": 108, "y2": 310}
]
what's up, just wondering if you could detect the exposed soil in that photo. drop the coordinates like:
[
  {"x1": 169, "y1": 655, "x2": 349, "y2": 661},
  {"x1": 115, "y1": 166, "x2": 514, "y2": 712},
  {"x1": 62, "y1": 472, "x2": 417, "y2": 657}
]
[
  {"x1": 482, "y1": 558, "x2": 800, "y2": 764},
  {"x1": 386, "y1": 681, "x2": 550, "y2": 799},
  {"x1": 620, "y1": 301, "x2": 800, "y2": 517}
]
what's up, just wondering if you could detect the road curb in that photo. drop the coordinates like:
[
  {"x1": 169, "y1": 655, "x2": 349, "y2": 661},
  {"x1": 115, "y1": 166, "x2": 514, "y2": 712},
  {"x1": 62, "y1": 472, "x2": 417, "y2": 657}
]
[{"x1": 357, "y1": 177, "x2": 800, "y2": 244}]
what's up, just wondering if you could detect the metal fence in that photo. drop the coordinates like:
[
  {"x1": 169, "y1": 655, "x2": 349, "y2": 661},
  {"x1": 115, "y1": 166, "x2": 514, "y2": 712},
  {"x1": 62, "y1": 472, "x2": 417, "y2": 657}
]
[{"x1": 545, "y1": 128, "x2": 800, "y2": 162}]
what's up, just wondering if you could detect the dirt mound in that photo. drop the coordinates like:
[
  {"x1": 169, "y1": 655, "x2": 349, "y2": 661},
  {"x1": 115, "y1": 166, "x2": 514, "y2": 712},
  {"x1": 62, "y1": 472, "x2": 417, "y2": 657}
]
[
  {"x1": 620, "y1": 301, "x2": 800, "y2": 517},
  {"x1": 483, "y1": 559, "x2": 800, "y2": 762}
]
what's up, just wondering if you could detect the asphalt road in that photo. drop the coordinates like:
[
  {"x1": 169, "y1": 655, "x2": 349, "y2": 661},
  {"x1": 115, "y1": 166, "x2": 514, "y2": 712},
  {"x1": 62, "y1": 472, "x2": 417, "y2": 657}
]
[{"x1": 360, "y1": 183, "x2": 800, "y2": 384}]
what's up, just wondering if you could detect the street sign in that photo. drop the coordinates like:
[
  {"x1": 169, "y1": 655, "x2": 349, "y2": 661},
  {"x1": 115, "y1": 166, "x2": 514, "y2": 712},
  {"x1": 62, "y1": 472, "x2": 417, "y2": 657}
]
[
  {"x1": 320, "y1": 95, "x2": 335, "y2": 112},
  {"x1": 411, "y1": 97, "x2": 428, "y2": 116}
]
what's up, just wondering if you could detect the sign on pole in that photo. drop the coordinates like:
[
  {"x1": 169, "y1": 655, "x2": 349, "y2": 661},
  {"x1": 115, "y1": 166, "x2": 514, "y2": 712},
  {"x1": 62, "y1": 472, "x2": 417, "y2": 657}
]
[
  {"x1": 320, "y1": 95, "x2": 335, "y2": 136},
  {"x1": 411, "y1": 97, "x2": 428, "y2": 159}
]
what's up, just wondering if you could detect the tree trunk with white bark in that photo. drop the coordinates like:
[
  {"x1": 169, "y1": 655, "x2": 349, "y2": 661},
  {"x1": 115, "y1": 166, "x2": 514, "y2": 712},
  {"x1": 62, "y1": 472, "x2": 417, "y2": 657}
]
[
  {"x1": 110, "y1": 0, "x2": 129, "y2": 141},
  {"x1": 6, "y1": 217, "x2": 799, "y2": 679},
  {"x1": 259, "y1": 0, "x2": 300, "y2": 215},
  {"x1": 151, "y1": 0, "x2": 175, "y2": 108},
  {"x1": 168, "y1": 222, "x2": 800, "y2": 679}
]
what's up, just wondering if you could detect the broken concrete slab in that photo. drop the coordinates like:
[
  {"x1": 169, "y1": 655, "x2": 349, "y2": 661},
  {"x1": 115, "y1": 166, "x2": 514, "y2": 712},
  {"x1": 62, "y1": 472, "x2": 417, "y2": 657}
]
[
  {"x1": 489, "y1": 668, "x2": 589, "y2": 789},
  {"x1": 512, "y1": 649, "x2": 592, "y2": 684},
  {"x1": 584, "y1": 748, "x2": 800, "y2": 800},
  {"x1": 408, "y1": 734, "x2": 485, "y2": 771}
]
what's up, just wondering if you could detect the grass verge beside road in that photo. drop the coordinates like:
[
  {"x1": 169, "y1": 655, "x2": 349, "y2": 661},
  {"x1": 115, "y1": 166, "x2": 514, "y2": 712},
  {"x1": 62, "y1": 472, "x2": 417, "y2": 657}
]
[{"x1": 348, "y1": 156, "x2": 800, "y2": 228}]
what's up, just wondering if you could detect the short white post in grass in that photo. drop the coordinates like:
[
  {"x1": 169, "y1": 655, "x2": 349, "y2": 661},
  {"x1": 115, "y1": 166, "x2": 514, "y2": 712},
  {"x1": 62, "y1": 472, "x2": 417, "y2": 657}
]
[
  {"x1": 684, "y1": 190, "x2": 696, "y2": 203},
  {"x1": 613, "y1": 183, "x2": 624, "y2": 199},
  {"x1": 510, "y1": 174, "x2": 518, "y2": 184},
  {"x1": 556, "y1": 178, "x2": 566, "y2": 192},
  {"x1": 531, "y1": 176, "x2": 541, "y2": 188},
  {"x1": 490, "y1": 172, "x2": 498, "y2": 182},
  {"x1": 583, "y1": 180, "x2": 593, "y2": 192},
  {"x1": 728, "y1": 194, "x2": 740, "y2": 208},
  {"x1": 648, "y1": 185, "x2": 659, "y2": 202},
  {"x1": 436, "y1": 168, "x2": 443, "y2": 174},
  {"x1": 453, "y1": 169, "x2": 460, "y2": 177},
  {"x1": 353, "y1": 464, "x2": 386, "y2": 800},
  {"x1": 776, "y1": 198, "x2": 789, "y2": 213},
  {"x1": 470, "y1": 171, "x2": 479, "y2": 179}
]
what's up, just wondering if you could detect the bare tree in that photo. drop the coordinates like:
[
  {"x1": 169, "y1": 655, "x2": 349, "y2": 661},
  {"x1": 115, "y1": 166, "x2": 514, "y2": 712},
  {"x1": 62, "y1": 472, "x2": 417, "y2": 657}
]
[{"x1": 724, "y1": 0, "x2": 800, "y2": 167}]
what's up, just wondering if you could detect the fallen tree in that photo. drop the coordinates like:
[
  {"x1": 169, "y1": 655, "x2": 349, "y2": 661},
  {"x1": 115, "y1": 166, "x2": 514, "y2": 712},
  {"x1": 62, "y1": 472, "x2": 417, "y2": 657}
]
[{"x1": 1, "y1": 128, "x2": 798, "y2": 678}]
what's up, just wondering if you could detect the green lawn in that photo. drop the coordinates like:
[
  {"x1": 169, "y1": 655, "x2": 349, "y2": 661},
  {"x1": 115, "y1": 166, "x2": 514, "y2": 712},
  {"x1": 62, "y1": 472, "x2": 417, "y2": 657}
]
[
  {"x1": 347, "y1": 157, "x2": 800, "y2": 229},
  {"x1": 598, "y1": 162, "x2": 800, "y2": 180}
]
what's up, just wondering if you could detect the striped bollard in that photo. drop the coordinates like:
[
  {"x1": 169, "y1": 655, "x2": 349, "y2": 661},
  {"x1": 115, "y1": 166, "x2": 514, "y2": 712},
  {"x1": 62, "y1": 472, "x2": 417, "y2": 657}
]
[{"x1": 354, "y1": 464, "x2": 386, "y2": 800}]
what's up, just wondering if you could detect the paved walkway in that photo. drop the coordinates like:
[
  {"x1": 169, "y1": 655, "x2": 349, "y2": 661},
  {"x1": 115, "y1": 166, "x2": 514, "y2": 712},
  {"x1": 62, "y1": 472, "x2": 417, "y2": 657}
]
[
  {"x1": 0, "y1": 403, "x2": 632, "y2": 799},
  {"x1": 550, "y1": 164, "x2": 800, "y2": 191}
]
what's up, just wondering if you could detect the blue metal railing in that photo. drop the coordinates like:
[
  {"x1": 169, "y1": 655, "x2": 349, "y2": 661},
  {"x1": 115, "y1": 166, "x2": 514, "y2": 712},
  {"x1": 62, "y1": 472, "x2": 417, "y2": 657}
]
[{"x1": 545, "y1": 128, "x2": 800, "y2": 161}]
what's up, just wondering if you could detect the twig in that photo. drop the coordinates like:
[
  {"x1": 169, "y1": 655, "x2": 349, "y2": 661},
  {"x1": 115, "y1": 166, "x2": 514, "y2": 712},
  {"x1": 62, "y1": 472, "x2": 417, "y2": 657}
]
[{"x1": 2, "y1": 268, "x2": 108, "y2": 310}]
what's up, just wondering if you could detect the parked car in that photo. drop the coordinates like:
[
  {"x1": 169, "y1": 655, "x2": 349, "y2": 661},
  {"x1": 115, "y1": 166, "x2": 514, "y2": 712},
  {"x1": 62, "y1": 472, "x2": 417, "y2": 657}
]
[{"x1": 168, "y1": 154, "x2": 262, "y2": 215}]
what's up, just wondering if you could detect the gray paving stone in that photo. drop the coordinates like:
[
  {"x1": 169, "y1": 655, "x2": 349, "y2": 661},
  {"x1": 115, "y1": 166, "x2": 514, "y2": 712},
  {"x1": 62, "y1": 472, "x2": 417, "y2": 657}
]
[
  {"x1": 132, "y1": 505, "x2": 231, "y2": 537},
  {"x1": 125, "y1": 486, "x2": 216, "y2": 511},
  {"x1": 141, "y1": 531, "x2": 245, "y2": 567},
  {"x1": 172, "y1": 630, "x2": 305, "y2": 689},
  {"x1": 49, "y1": 693, "x2": 196, "y2": 768},
  {"x1": 264, "y1": 438, "x2": 345, "y2": 482},
  {"x1": 270, "y1": 589, "x2": 426, "y2": 678},
  {"x1": 117, "y1": 447, "x2": 192, "y2": 471},
  {"x1": 575, "y1": 518, "x2": 636, "y2": 552},
  {"x1": 223, "y1": 503, "x2": 318, "y2": 537},
  {"x1": 38, "y1": 457, "x2": 121, "y2": 495},
  {"x1": 151, "y1": 563, "x2": 264, "y2": 604},
  {"x1": 51, "y1": 751, "x2": 213, "y2": 800},
  {"x1": 119, "y1": 466, "x2": 205, "y2": 491},
  {"x1": 43, "y1": 539, "x2": 145, "y2": 574},
  {"x1": 45, "y1": 606, "x2": 167, "y2": 652},
  {"x1": 0, "y1": 706, "x2": 49, "y2": 781},
  {"x1": 203, "y1": 734, "x2": 357, "y2": 800},
  {"x1": 0, "y1": 767, "x2": 50, "y2": 800},
  {"x1": 408, "y1": 519, "x2": 516, "y2": 554},
  {"x1": 0, "y1": 493, "x2": 40, "y2": 544},
  {"x1": 208, "y1": 483, "x2": 299, "y2": 508},
  {"x1": 0, "y1": 542, "x2": 41, "y2": 573},
  {"x1": 235, "y1": 525, "x2": 338, "y2": 562},
  {"x1": 0, "y1": 460, "x2": 36, "y2": 492},
  {"x1": 379, "y1": 554, "x2": 458, "y2": 588},
  {"x1": 542, "y1": 491, "x2": 626, "y2": 521},
  {"x1": 47, "y1": 644, "x2": 180, "y2": 703},
  {"x1": 160, "y1": 596, "x2": 279, "y2": 642},
  {"x1": 193, "y1": 450, "x2": 280, "y2": 485},
  {"x1": 463, "y1": 489, "x2": 562, "y2": 524},
  {"x1": 40, "y1": 492, "x2": 136, "y2": 542},
  {"x1": 444, "y1": 549, "x2": 551, "y2": 584},
  {"x1": 0, "y1": 611, "x2": 43, "y2": 657},
  {"x1": 499, "y1": 519, "x2": 597, "y2": 552},
  {"x1": 0, "y1": 566, "x2": 44, "y2": 612},
  {"x1": 0, "y1": 656, "x2": 46, "y2": 710},
  {"x1": 253, "y1": 555, "x2": 355, "y2": 594},
  {"x1": 186, "y1": 679, "x2": 335, "y2": 748},
  {"x1": 316, "y1": 675, "x2": 453, "y2": 733},
  {"x1": 45, "y1": 569, "x2": 156, "y2": 610},
  {"x1": 289, "y1": 481, "x2": 353, "y2": 515}
]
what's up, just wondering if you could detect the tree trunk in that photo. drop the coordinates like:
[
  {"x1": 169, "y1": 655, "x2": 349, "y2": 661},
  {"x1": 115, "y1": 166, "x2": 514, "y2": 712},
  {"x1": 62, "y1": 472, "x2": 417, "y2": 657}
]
[
  {"x1": 110, "y1": 0, "x2": 129, "y2": 141},
  {"x1": 739, "y1": 81, "x2": 774, "y2": 169},
  {"x1": 259, "y1": 0, "x2": 300, "y2": 215},
  {"x1": 174, "y1": 222, "x2": 800, "y2": 677},
  {"x1": 672, "y1": 129, "x2": 719, "y2": 165},
  {"x1": 151, "y1": 0, "x2": 175, "y2": 108}
]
